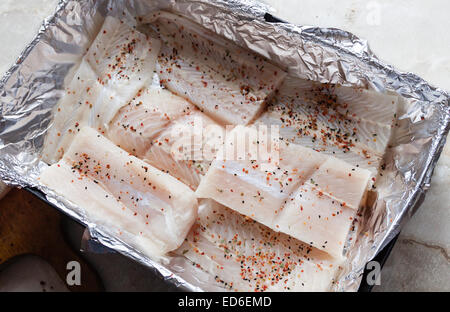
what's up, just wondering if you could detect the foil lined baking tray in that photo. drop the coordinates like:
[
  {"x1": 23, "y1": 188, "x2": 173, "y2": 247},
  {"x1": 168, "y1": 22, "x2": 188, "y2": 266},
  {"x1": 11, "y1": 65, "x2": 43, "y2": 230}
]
[{"x1": 0, "y1": 0, "x2": 449, "y2": 291}]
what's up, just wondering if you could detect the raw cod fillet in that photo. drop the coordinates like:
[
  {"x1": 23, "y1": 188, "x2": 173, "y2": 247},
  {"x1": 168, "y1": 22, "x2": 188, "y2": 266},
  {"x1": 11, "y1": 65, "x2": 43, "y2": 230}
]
[
  {"x1": 42, "y1": 15, "x2": 161, "y2": 164},
  {"x1": 195, "y1": 126, "x2": 371, "y2": 257},
  {"x1": 107, "y1": 87, "x2": 196, "y2": 158},
  {"x1": 177, "y1": 200, "x2": 343, "y2": 291},
  {"x1": 39, "y1": 161, "x2": 168, "y2": 258},
  {"x1": 308, "y1": 158, "x2": 371, "y2": 210},
  {"x1": 145, "y1": 11, "x2": 287, "y2": 125},
  {"x1": 39, "y1": 127, "x2": 198, "y2": 261},
  {"x1": 196, "y1": 130, "x2": 325, "y2": 225},
  {"x1": 41, "y1": 61, "x2": 102, "y2": 163},
  {"x1": 275, "y1": 183, "x2": 357, "y2": 258},
  {"x1": 256, "y1": 77, "x2": 398, "y2": 176},
  {"x1": 144, "y1": 110, "x2": 224, "y2": 190},
  {"x1": 106, "y1": 87, "x2": 224, "y2": 190}
]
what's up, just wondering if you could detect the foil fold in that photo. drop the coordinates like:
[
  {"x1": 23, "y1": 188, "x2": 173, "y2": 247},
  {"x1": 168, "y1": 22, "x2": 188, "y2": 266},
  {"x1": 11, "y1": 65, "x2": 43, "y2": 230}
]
[{"x1": 0, "y1": 0, "x2": 449, "y2": 291}]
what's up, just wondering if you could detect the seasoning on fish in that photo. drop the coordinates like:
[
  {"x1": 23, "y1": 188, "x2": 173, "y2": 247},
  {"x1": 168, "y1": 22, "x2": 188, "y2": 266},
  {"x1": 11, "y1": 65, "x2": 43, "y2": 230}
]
[
  {"x1": 107, "y1": 87, "x2": 196, "y2": 158},
  {"x1": 145, "y1": 11, "x2": 287, "y2": 125},
  {"x1": 177, "y1": 200, "x2": 343, "y2": 291},
  {"x1": 39, "y1": 127, "x2": 198, "y2": 261},
  {"x1": 195, "y1": 126, "x2": 370, "y2": 257},
  {"x1": 275, "y1": 183, "x2": 357, "y2": 258},
  {"x1": 144, "y1": 110, "x2": 224, "y2": 190},
  {"x1": 42, "y1": 15, "x2": 161, "y2": 164},
  {"x1": 256, "y1": 77, "x2": 398, "y2": 176}
]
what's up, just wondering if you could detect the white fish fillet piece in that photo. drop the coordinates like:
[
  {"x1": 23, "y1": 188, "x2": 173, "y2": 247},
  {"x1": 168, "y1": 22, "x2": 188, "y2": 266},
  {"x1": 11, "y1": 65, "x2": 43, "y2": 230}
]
[
  {"x1": 42, "y1": 16, "x2": 161, "y2": 164},
  {"x1": 196, "y1": 128, "x2": 327, "y2": 227},
  {"x1": 177, "y1": 200, "x2": 342, "y2": 291},
  {"x1": 279, "y1": 77, "x2": 398, "y2": 126},
  {"x1": 256, "y1": 109, "x2": 381, "y2": 177},
  {"x1": 275, "y1": 183, "x2": 357, "y2": 258},
  {"x1": 39, "y1": 161, "x2": 169, "y2": 259},
  {"x1": 256, "y1": 77, "x2": 398, "y2": 176},
  {"x1": 41, "y1": 62, "x2": 103, "y2": 163},
  {"x1": 39, "y1": 127, "x2": 198, "y2": 260},
  {"x1": 270, "y1": 96, "x2": 390, "y2": 155},
  {"x1": 308, "y1": 158, "x2": 371, "y2": 210},
  {"x1": 85, "y1": 16, "x2": 161, "y2": 129},
  {"x1": 331, "y1": 85, "x2": 399, "y2": 126},
  {"x1": 107, "y1": 87, "x2": 196, "y2": 158},
  {"x1": 144, "y1": 111, "x2": 224, "y2": 190},
  {"x1": 146, "y1": 11, "x2": 287, "y2": 125},
  {"x1": 196, "y1": 126, "x2": 370, "y2": 256}
]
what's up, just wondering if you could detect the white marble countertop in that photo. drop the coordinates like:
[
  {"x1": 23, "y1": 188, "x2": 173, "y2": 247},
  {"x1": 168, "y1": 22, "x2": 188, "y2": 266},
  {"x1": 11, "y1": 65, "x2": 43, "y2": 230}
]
[{"x1": 0, "y1": 0, "x2": 448, "y2": 291}]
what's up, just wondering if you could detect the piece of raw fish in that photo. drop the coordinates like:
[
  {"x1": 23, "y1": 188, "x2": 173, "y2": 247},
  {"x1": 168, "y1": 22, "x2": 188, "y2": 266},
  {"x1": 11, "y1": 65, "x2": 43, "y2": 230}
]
[
  {"x1": 196, "y1": 126, "x2": 327, "y2": 227},
  {"x1": 41, "y1": 61, "x2": 102, "y2": 163},
  {"x1": 144, "y1": 110, "x2": 224, "y2": 189},
  {"x1": 145, "y1": 11, "x2": 287, "y2": 125},
  {"x1": 107, "y1": 87, "x2": 196, "y2": 158},
  {"x1": 40, "y1": 161, "x2": 170, "y2": 259},
  {"x1": 177, "y1": 200, "x2": 343, "y2": 291},
  {"x1": 256, "y1": 77, "x2": 398, "y2": 176},
  {"x1": 39, "y1": 127, "x2": 198, "y2": 261},
  {"x1": 42, "y1": 16, "x2": 161, "y2": 164},
  {"x1": 196, "y1": 126, "x2": 370, "y2": 257},
  {"x1": 307, "y1": 158, "x2": 371, "y2": 210},
  {"x1": 275, "y1": 183, "x2": 357, "y2": 258}
]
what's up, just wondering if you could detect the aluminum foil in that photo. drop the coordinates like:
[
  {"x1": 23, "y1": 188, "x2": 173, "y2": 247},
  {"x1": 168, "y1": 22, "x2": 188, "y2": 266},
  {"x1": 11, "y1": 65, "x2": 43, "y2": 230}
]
[{"x1": 0, "y1": 0, "x2": 449, "y2": 292}]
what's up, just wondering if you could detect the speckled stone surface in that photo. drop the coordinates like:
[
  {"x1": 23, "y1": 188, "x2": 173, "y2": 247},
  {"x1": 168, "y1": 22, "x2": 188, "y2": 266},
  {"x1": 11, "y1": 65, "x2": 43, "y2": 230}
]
[{"x1": 0, "y1": 0, "x2": 448, "y2": 291}]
